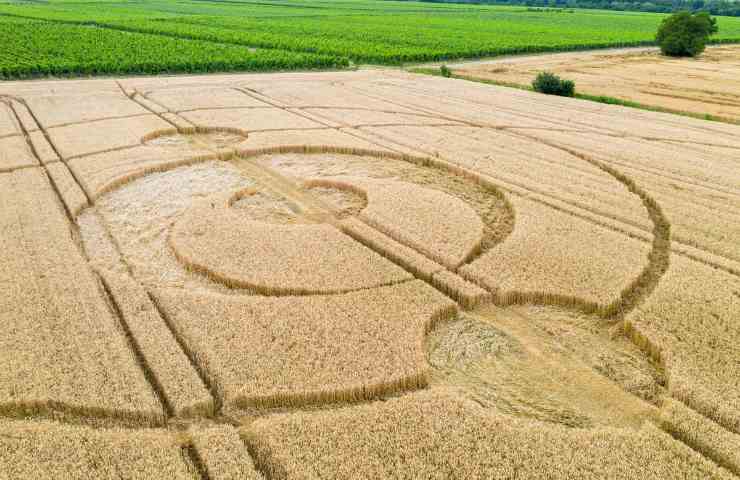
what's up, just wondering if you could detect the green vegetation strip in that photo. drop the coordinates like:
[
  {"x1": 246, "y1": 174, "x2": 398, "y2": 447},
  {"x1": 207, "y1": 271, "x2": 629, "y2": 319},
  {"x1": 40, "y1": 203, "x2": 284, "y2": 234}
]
[
  {"x1": 1, "y1": 0, "x2": 740, "y2": 77},
  {"x1": 0, "y1": 16, "x2": 346, "y2": 79}
]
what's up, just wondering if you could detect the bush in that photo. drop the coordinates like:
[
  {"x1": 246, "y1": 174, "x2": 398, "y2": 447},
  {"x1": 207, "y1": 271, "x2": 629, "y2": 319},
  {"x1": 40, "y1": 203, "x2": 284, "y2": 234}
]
[
  {"x1": 656, "y1": 11, "x2": 718, "y2": 57},
  {"x1": 531, "y1": 71, "x2": 575, "y2": 97},
  {"x1": 440, "y1": 65, "x2": 452, "y2": 77}
]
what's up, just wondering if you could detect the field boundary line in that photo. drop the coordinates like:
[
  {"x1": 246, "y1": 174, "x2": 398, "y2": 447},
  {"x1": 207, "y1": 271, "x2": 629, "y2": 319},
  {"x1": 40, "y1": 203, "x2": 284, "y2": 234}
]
[
  {"x1": 183, "y1": 443, "x2": 212, "y2": 480},
  {"x1": 123, "y1": 85, "x2": 181, "y2": 130},
  {"x1": 0, "y1": 163, "x2": 45, "y2": 174},
  {"x1": 174, "y1": 106, "x2": 277, "y2": 114},
  {"x1": 0, "y1": 132, "x2": 21, "y2": 140},
  {"x1": 45, "y1": 112, "x2": 152, "y2": 130}
]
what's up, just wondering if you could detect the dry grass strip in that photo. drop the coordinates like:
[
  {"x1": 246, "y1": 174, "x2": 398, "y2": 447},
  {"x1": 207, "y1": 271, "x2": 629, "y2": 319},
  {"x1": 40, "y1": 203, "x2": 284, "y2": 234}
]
[
  {"x1": 0, "y1": 419, "x2": 197, "y2": 479},
  {"x1": 660, "y1": 398, "x2": 740, "y2": 476},
  {"x1": 152, "y1": 281, "x2": 457, "y2": 409},
  {"x1": 97, "y1": 269, "x2": 214, "y2": 418},
  {"x1": 45, "y1": 162, "x2": 89, "y2": 218},
  {"x1": 169, "y1": 194, "x2": 411, "y2": 295},
  {"x1": 0, "y1": 168, "x2": 162, "y2": 425},
  {"x1": 245, "y1": 388, "x2": 733, "y2": 479},
  {"x1": 190, "y1": 425, "x2": 264, "y2": 480}
]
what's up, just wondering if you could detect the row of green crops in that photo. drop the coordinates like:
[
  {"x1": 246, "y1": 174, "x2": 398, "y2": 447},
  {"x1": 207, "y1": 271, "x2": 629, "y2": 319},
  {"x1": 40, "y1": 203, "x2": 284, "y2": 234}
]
[
  {"x1": 0, "y1": 16, "x2": 347, "y2": 79},
  {"x1": 1, "y1": 0, "x2": 740, "y2": 77}
]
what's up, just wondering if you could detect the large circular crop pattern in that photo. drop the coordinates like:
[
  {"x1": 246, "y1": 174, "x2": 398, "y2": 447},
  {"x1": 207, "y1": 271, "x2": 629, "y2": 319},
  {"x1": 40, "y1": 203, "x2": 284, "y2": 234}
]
[
  {"x1": 2, "y1": 72, "x2": 739, "y2": 479},
  {"x1": 79, "y1": 132, "x2": 666, "y2": 421}
]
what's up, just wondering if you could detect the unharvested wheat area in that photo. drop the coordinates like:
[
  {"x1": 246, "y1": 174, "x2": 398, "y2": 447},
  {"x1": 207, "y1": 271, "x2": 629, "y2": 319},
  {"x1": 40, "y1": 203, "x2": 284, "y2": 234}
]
[{"x1": 0, "y1": 68, "x2": 739, "y2": 479}]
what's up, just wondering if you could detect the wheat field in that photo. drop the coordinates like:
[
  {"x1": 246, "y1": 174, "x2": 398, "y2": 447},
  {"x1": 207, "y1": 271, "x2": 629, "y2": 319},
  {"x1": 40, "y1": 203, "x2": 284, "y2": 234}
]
[{"x1": 0, "y1": 67, "x2": 738, "y2": 477}]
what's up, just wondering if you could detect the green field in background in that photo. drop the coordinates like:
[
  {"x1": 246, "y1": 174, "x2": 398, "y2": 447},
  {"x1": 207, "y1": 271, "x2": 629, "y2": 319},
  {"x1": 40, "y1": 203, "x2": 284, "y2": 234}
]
[{"x1": 1, "y1": 0, "x2": 740, "y2": 78}]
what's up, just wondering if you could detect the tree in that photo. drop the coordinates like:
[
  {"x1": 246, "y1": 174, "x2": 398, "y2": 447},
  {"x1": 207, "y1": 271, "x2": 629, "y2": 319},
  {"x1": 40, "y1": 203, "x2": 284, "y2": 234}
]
[
  {"x1": 532, "y1": 71, "x2": 575, "y2": 97},
  {"x1": 655, "y1": 11, "x2": 718, "y2": 57}
]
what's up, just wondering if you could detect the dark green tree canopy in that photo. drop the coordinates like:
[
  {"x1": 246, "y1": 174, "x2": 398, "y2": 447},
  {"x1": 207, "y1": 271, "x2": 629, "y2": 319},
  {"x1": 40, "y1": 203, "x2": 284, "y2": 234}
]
[
  {"x1": 532, "y1": 71, "x2": 575, "y2": 96},
  {"x1": 656, "y1": 11, "x2": 718, "y2": 57}
]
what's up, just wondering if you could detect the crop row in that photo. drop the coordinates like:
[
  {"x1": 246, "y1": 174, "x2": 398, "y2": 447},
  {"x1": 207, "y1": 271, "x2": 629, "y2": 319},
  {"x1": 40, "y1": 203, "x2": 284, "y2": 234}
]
[
  {"x1": 0, "y1": 17, "x2": 347, "y2": 79},
  {"x1": 2, "y1": 2, "x2": 740, "y2": 67}
]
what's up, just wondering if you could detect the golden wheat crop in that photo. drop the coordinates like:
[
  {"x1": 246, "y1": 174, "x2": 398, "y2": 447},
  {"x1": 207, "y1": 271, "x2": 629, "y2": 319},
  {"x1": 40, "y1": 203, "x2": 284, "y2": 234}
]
[
  {"x1": 182, "y1": 107, "x2": 321, "y2": 133},
  {"x1": 515, "y1": 127, "x2": 740, "y2": 264},
  {"x1": 25, "y1": 92, "x2": 149, "y2": 129},
  {"x1": 169, "y1": 197, "x2": 411, "y2": 295},
  {"x1": 0, "y1": 168, "x2": 161, "y2": 424},
  {"x1": 431, "y1": 270, "x2": 491, "y2": 310},
  {"x1": 340, "y1": 217, "x2": 444, "y2": 281},
  {"x1": 358, "y1": 124, "x2": 650, "y2": 225},
  {"x1": 303, "y1": 106, "x2": 459, "y2": 127},
  {"x1": 46, "y1": 162, "x2": 88, "y2": 217},
  {"x1": 0, "y1": 135, "x2": 37, "y2": 171},
  {"x1": 238, "y1": 128, "x2": 382, "y2": 153},
  {"x1": 7, "y1": 99, "x2": 40, "y2": 132},
  {"x1": 460, "y1": 195, "x2": 651, "y2": 315},
  {"x1": 98, "y1": 269, "x2": 214, "y2": 418},
  {"x1": 147, "y1": 87, "x2": 269, "y2": 112},
  {"x1": 48, "y1": 115, "x2": 171, "y2": 159},
  {"x1": 68, "y1": 143, "x2": 220, "y2": 200},
  {"x1": 132, "y1": 93, "x2": 168, "y2": 114},
  {"x1": 190, "y1": 425, "x2": 264, "y2": 480},
  {"x1": 0, "y1": 101, "x2": 20, "y2": 136},
  {"x1": 162, "y1": 112, "x2": 196, "y2": 130},
  {"x1": 660, "y1": 398, "x2": 740, "y2": 476},
  {"x1": 245, "y1": 388, "x2": 732, "y2": 479},
  {"x1": 322, "y1": 177, "x2": 484, "y2": 269},
  {"x1": 625, "y1": 255, "x2": 740, "y2": 434},
  {"x1": 152, "y1": 281, "x2": 456, "y2": 409},
  {"x1": 4, "y1": 69, "x2": 740, "y2": 476},
  {"x1": 28, "y1": 131, "x2": 59, "y2": 164},
  {"x1": 0, "y1": 419, "x2": 197, "y2": 479}
]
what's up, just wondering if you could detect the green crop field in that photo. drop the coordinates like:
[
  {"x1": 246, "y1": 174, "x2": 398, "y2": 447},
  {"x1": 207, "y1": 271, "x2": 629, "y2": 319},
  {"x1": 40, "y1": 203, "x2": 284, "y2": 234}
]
[{"x1": 1, "y1": 0, "x2": 740, "y2": 78}]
